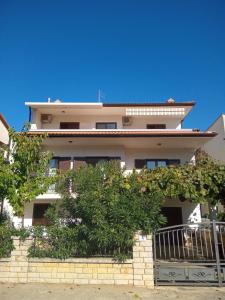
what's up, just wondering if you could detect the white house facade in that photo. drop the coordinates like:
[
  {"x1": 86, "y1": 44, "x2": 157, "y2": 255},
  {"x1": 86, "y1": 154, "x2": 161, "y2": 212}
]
[
  {"x1": 203, "y1": 114, "x2": 225, "y2": 163},
  {"x1": 0, "y1": 113, "x2": 9, "y2": 146},
  {"x1": 13, "y1": 99, "x2": 216, "y2": 227}
]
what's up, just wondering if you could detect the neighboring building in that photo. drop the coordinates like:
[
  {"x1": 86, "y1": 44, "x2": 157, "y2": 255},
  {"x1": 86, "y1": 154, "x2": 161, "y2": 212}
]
[
  {"x1": 16, "y1": 98, "x2": 216, "y2": 227},
  {"x1": 0, "y1": 113, "x2": 9, "y2": 146},
  {"x1": 203, "y1": 114, "x2": 225, "y2": 163}
]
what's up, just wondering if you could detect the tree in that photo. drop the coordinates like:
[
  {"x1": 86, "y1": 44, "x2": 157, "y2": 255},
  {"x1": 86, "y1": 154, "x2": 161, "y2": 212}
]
[
  {"x1": 140, "y1": 150, "x2": 225, "y2": 220},
  {"x1": 0, "y1": 146, "x2": 13, "y2": 220},
  {"x1": 35, "y1": 161, "x2": 165, "y2": 260},
  {"x1": 5, "y1": 125, "x2": 54, "y2": 224}
]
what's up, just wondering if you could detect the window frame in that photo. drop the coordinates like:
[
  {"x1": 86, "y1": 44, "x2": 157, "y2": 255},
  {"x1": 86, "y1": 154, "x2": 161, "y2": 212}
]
[
  {"x1": 60, "y1": 122, "x2": 80, "y2": 129},
  {"x1": 96, "y1": 122, "x2": 117, "y2": 129},
  {"x1": 135, "y1": 159, "x2": 180, "y2": 169},
  {"x1": 146, "y1": 124, "x2": 166, "y2": 129}
]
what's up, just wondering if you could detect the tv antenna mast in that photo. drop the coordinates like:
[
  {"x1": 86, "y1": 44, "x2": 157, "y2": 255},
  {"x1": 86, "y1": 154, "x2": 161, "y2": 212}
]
[{"x1": 97, "y1": 89, "x2": 105, "y2": 102}]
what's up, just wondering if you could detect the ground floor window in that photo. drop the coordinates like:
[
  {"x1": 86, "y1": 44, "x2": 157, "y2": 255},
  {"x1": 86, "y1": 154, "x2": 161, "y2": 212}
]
[
  {"x1": 32, "y1": 203, "x2": 51, "y2": 226},
  {"x1": 135, "y1": 159, "x2": 180, "y2": 169}
]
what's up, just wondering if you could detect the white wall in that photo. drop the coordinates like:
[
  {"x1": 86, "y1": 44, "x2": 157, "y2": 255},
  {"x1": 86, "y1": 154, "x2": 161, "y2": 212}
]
[
  {"x1": 32, "y1": 111, "x2": 182, "y2": 130},
  {"x1": 203, "y1": 115, "x2": 225, "y2": 163},
  {"x1": 0, "y1": 120, "x2": 9, "y2": 145},
  {"x1": 163, "y1": 198, "x2": 201, "y2": 223}
]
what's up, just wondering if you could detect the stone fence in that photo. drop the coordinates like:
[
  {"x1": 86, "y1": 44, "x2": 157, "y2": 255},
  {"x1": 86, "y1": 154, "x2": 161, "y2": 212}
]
[{"x1": 0, "y1": 233, "x2": 154, "y2": 287}]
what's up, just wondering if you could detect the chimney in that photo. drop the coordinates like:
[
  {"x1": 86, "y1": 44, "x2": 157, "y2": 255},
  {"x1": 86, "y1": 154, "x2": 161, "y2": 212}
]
[{"x1": 166, "y1": 98, "x2": 175, "y2": 103}]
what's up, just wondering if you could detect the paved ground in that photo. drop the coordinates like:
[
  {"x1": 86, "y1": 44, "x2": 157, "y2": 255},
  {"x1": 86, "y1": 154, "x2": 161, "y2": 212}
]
[{"x1": 0, "y1": 283, "x2": 225, "y2": 300}]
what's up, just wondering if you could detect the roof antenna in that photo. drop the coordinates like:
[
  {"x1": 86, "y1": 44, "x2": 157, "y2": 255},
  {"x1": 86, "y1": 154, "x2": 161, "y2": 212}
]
[{"x1": 97, "y1": 89, "x2": 105, "y2": 102}]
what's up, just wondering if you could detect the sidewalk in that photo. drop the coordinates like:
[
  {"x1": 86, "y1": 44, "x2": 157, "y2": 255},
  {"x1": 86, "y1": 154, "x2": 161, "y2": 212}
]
[{"x1": 1, "y1": 283, "x2": 225, "y2": 300}]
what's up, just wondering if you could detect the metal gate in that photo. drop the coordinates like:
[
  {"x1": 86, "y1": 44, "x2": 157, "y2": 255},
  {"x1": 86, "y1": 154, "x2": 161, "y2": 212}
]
[{"x1": 153, "y1": 221, "x2": 225, "y2": 286}]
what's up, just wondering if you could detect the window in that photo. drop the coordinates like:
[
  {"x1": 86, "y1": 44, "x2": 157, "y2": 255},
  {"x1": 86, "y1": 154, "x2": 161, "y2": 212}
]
[
  {"x1": 96, "y1": 122, "x2": 117, "y2": 129},
  {"x1": 49, "y1": 157, "x2": 71, "y2": 172},
  {"x1": 135, "y1": 159, "x2": 180, "y2": 169},
  {"x1": 60, "y1": 122, "x2": 80, "y2": 129},
  {"x1": 74, "y1": 157, "x2": 121, "y2": 169},
  {"x1": 146, "y1": 124, "x2": 166, "y2": 129},
  {"x1": 32, "y1": 203, "x2": 51, "y2": 226}
]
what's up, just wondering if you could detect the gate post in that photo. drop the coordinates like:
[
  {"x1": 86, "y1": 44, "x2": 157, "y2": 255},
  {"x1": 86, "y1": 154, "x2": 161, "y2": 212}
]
[
  {"x1": 212, "y1": 220, "x2": 222, "y2": 286},
  {"x1": 133, "y1": 232, "x2": 154, "y2": 288}
]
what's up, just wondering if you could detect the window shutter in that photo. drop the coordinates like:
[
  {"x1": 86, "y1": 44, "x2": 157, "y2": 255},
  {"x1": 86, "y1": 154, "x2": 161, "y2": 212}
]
[
  {"x1": 58, "y1": 158, "x2": 71, "y2": 170},
  {"x1": 60, "y1": 122, "x2": 80, "y2": 129},
  {"x1": 135, "y1": 159, "x2": 146, "y2": 169},
  {"x1": 74, "y1": 159, "x2": 87, "y2": 170},
  {"x1": 146, "y1": 124, "x2": 166, "y2": 129}
]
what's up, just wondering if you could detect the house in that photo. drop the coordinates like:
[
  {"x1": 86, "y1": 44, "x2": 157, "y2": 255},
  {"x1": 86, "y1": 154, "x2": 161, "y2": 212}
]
[
  {"x1": 203, "y1": 114, "x2": 225, "y2": 163},
  {"x1": 0, "y1": 113, "x2": 9, "y2": 147},
  {"x1": 15, "y1": 98, "x2": 216, "y2": 227}
]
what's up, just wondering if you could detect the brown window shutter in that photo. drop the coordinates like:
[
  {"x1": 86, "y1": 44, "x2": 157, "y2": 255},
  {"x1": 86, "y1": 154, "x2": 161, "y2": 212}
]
[
  {"x1": 58, "y1": 158, "x2": 71, "y2": 171},
  {"x1": 135, "y1": 159, "x2": 146, "y2": 169},
  {"x1": 74, "y1": 160, "x2": 87, "y2": 170},
  {"x1": 146, "y1": 124, "x2": 166, "y2": 129},
  {"x1": 60, "y1": 122, "x2": 80, "y2": 129}
]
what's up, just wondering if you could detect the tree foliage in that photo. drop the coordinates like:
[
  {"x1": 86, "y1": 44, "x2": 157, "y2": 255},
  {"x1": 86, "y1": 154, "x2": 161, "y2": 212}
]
[
  {"x1": 0, "y1": 146, "x2": 13, "y2": 214},
  {"x1": 140, "y1": 150, "x2": 225, "y2": 207},
  {"x1": 1, "y1": 125, "x2": 54, "y2": 217}
]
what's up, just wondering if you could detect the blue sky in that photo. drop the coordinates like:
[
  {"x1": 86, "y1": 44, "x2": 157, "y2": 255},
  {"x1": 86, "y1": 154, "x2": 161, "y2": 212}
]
[{"x1": 0, "y1": 0, "x2": 225, "y2": 130}]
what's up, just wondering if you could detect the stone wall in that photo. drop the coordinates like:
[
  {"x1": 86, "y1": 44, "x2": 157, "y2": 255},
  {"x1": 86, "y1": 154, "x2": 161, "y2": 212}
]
[{"x1": 0, "y1": 234, "x2": 154, "y2": 287}]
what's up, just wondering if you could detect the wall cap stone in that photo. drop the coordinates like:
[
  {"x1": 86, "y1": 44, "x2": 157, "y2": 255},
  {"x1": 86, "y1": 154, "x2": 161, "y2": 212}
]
[
  {"x1": 28, "y1": 257, "x2": 133, "y2": 264},
  {"x1": 0, "y1": 258, "x2": 10, "y2": 262}
]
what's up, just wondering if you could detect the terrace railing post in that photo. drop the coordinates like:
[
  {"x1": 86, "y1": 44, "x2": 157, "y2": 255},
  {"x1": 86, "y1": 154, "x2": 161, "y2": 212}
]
[{"x1": 212, "y1": 220, "x2": 222, "y2": 286}]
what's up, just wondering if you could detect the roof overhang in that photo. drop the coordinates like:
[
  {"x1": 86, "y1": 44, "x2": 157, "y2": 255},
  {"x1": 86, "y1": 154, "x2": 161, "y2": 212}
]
[
  {"x1": 25, "y1": 102, "x2": 103, "y2": 109},
  {"x1": 24, "y1": 129, "x2": 216, "y2": 149},
  {"x1": 0, "y1": 114, "x2": 9, "y2": 129},
  {"x1": 26, "y1": 129, "x2": 216, "y2": 138},
  {"x1": 25, "y1": 101, "x2": 195, "y2": 118}
]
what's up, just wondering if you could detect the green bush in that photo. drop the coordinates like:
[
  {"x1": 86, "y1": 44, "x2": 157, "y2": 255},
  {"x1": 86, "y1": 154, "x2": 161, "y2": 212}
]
[
  {"x1": 0, "y1": 225, "x2": 14, "y2": 258},
  {"x1": 0, "y1": 225, "x2": 30, "y2": 258},
  {"x1": 29, "y1": 161, "x2": 165, "y2": 261}
]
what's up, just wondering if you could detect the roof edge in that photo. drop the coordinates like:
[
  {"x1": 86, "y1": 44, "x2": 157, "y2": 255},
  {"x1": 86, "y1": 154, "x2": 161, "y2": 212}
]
[
  {"x1": 205, "y1": 113, "x2": 225, "y2": 131},
  {"x1": 103, "y1": 102, "x2": 196, "y2": 107},
  {"x1": 25, "y1": 130, "x2": 216, "y2": 138},
  {"x1": 0, "y1": 114, "x2": 9, "y2": 129}
]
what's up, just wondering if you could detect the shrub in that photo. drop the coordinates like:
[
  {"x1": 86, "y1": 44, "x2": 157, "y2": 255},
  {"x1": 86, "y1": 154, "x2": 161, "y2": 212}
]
[
  {"x1": 29, "y1": 161, "x2": 165, "y2": 261},
  {"x1": 0, "y1": 226, "x2": 14, "y2": 258}
]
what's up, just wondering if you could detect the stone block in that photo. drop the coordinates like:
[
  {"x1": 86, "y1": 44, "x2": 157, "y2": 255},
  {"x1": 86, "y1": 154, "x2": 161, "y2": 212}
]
[
  {"x1": 133, "y1": 279, "x2": 145, "y2": 286},
  {"x1": 133, "y1": 274, "x2": 142, "y2": 280},
  {"x1": 97, "y1": 273, "x2": 114, "y2": 280},
  {"x1": 115, "y1": 274, "x2": 133, "y2": 280},
  {"x1": 77, "y1": 273, "x2": 93, "y2": 279},
  {"x1": 82, "y1": 267, "x2": 94, "y2": 274},
  {"x1": 133, "y1": 268, "x2": 144, "y2": 275},
  {"x1": 114, "y1": 279, "x2": 129, "y2": 285},
  {"x1": 39, "y1": 272, "x2": 52, "y2": 278},
  {"x1": 133, "y1": 258, "x2": 143, "y2": 263},
  {"x1": 73, "y1": 278, "x2": 89, "y2": 284},
  {"x1": 139, "y1": 252, "x2": 150, "y2": 258},
  {"x1": 133, "y1": 263, "x2": 145, "y2": 269}
]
